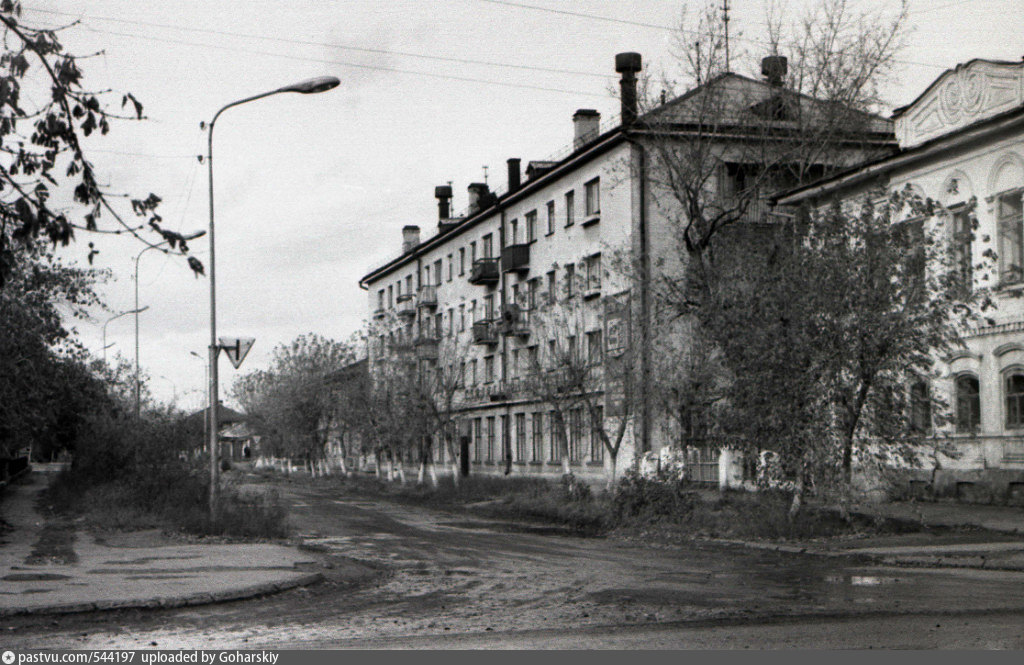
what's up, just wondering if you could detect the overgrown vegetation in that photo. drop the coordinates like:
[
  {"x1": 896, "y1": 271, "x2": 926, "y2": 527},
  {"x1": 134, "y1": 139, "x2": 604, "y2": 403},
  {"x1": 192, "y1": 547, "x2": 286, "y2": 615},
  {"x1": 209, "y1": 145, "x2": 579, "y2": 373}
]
[
  {"x1": 321, "y1": 470, "x2": 921, "y2": 542},
  {"x1": 44, "y1": 413, "x2": 288, "y2": 539}
]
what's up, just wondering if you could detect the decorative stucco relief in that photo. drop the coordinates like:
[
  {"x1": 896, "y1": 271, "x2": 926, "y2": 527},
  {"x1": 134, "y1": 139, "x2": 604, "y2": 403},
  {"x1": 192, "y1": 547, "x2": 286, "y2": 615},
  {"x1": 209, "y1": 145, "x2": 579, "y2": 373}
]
[{"x1": 895, "y1": 61, "x2": 1024, "y2": 149}]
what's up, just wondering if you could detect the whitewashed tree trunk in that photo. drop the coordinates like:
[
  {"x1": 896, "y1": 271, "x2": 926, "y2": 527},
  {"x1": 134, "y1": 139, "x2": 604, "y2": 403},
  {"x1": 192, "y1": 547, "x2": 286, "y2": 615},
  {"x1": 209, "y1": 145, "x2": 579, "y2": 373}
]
[
  {"x1": 417, "y1": 459, "x2": 426, "y2": 485},
  {"x1": 450, "y1": 461, "x2": 461, "y2": 487},
  {"x1": 428, "y1": 461, "x2": 438, "y2": 488},
  {"x1": 396, "y1": 462, "x2": 406, "y2": 484},
  {"x1": 386, "y1": 457, "x2": 394, "y2": 482}
]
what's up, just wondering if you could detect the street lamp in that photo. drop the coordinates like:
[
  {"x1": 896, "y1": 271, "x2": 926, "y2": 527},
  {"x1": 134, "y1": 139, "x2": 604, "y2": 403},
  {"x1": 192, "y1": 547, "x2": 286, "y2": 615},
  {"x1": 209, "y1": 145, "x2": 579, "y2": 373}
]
[
  {"x1": 133, "y1": 232, "x2": 206, "y2": 417},
  {"x1": 103, "y1": 307, "x2": 148, "y2": 366},
  {"x1": 206, "y1": 75, "x2": 340, "y2": 520}
]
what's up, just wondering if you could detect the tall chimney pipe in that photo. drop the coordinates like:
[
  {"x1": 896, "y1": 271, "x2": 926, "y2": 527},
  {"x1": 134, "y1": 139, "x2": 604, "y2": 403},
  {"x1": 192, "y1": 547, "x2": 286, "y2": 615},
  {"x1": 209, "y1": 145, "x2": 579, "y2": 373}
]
[
  {"x1": 507, "y1": 158, "x2": 521, "y2": 193},
  {"x1": 616, "y1": 52, "x2": 642, "y2": 125},
  {"x1": 435, "y1": 185, "x2": 453, "y2": 220},
  {"x1": 467, "y1": 183, "x2": 489, "y2": 215}
]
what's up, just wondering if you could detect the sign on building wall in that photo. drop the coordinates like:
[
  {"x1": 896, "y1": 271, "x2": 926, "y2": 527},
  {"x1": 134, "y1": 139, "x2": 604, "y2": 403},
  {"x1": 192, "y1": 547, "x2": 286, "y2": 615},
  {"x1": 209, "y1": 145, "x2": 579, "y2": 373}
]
[{"x1": 604, "y1": 291, "x2": 631, "y2": 417}]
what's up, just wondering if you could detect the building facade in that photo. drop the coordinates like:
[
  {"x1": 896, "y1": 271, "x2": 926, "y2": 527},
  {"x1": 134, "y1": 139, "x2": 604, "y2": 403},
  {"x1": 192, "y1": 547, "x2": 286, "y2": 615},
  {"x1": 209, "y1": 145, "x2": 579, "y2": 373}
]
[
  {"x1": 778, "y1": 59, "x2": 1024, "y2": 499},
  {"x1": 360, "y1": 52, "x2": 896, "y2": 485}
]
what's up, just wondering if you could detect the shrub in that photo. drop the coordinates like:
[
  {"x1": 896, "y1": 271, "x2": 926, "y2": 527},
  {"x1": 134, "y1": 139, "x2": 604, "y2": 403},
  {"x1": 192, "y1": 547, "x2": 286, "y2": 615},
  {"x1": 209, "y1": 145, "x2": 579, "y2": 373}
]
[
  {"x1": 612, "y1": 469, "x2": 698, "y2": 524},
  {"x1": 45, "y1": 413, "x2": 288, "y2": 539}
]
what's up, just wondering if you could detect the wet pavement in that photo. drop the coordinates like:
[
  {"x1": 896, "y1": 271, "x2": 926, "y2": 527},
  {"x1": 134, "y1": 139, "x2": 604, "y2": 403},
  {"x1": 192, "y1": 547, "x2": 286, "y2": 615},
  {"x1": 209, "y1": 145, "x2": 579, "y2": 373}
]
[{"x1": 7, "y1": 478, "x2": 1024, "y2": 648}]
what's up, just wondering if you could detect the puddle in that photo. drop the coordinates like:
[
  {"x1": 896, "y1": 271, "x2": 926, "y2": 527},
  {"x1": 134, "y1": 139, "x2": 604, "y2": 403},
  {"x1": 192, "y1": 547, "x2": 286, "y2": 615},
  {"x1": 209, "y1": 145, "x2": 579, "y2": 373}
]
[{"x1": 825, "y1": 574, "x2": 903, "y2": 586}]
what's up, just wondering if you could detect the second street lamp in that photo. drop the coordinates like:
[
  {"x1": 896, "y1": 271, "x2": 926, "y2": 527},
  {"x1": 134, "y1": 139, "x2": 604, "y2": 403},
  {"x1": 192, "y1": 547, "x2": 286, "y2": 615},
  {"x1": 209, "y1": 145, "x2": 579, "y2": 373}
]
[
  {"x1": 133, "y1": 231, "x2": 206, "y2": 417},
  {"x1": 103, "y1": 307, "x2": 148, "y2": 367},
  {"x1": 206, "y1": 75, "x2": 340, "y2": 521}
]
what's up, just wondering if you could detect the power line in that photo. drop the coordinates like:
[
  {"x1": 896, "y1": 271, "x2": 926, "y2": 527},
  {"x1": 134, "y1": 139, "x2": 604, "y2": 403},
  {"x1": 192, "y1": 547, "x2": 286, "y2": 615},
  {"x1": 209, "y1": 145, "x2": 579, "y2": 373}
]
[
  {"x1": 23, "y1": 6, "x2": 614, "y2": 81},
  {"x1": 77, "y1": 26, "x2": 611, "y2": 99}
]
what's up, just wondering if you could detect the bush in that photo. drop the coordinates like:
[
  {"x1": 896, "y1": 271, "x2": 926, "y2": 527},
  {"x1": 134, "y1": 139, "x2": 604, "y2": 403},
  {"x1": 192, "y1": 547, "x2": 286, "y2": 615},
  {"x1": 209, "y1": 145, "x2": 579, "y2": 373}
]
[
  {"x1": 45, "y1": 413, "x2": 288, "y2": 539},
  {"x1": 612, "y1": 469, "x2": 698, "y2": 524}
]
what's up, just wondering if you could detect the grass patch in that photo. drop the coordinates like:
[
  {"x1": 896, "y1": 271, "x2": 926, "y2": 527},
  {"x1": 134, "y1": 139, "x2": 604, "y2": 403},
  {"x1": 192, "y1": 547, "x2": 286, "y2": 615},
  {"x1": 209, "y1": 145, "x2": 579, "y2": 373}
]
[{"x1": 323, "y1": 470, "x2": 924, "y2": 542}]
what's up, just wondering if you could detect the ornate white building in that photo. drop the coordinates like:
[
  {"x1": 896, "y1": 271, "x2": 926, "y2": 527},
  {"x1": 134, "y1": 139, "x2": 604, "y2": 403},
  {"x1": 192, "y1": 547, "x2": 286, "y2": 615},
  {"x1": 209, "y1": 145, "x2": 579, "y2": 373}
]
[{"x1": 778, "y1": 59, "x2": 1024, "y2": 502}]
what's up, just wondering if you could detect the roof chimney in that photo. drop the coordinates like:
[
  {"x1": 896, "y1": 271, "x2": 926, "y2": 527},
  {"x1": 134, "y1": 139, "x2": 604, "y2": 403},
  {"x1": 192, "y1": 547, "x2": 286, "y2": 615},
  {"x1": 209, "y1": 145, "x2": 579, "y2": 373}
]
[
  {"x1": 402, "y1": 225, "x2": 420, "y2": 254},
  {"x1": 616, "y1": 52, "x2": 642, "y2": 125},
  {"x1": 761, "y1": 55, "x2": 787, "y2": 87},
  {"x1": 573, "y1": 109, "x2": 600, "y2": 150},
  {"x1": 467, "y1": 182, "x2": 490, "y2": 215},
  {"x1": 507, "y1": 158, "x2": 521, "y2": 193},
  {"x1": 435, "y1": 185, "x2": 452, "y2": 221}
]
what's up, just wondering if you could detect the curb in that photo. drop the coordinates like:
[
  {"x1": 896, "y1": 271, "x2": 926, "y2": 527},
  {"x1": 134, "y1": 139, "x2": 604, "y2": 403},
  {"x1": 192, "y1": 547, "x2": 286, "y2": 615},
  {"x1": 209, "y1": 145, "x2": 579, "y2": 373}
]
[{"x1": 0, "y1": 572, "x2": 324, "y2": 618}]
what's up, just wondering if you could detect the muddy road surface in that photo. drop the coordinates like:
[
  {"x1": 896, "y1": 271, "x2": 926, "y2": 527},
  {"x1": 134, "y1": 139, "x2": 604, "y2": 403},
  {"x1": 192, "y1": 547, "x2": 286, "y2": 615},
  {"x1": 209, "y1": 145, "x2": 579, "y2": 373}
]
[{"x1": 6, "y1": 478, "x2": 1024, "y2": 648}]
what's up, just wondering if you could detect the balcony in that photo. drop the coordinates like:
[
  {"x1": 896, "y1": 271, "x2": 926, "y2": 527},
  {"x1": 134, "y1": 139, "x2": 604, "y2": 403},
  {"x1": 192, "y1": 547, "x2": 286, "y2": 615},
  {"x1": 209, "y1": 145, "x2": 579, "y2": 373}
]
[
  {"x1": 501, "y1": 243, "x2": 530, "y2": 273},
  {"x1": 498, "y1": 304, "x2": 531, "y2": 338},
  {"x1": 373, "y1": 307, "x2": 386, "y2": 320},
  {"x1": 415, "y1": 335, "x2": 439, "y2": 360},
  {"x1": 469, "y1": 258, "x2": 500, "y2": 286},
  {"x1": 417, "y1": 284, "x2": 438, "y2": 308},
  {"x1": 396, "y1": 293, "x2": 416, "y2": 318},
  {"x1": 472, "y1": 320, "x2": 499, "y2": 345}
]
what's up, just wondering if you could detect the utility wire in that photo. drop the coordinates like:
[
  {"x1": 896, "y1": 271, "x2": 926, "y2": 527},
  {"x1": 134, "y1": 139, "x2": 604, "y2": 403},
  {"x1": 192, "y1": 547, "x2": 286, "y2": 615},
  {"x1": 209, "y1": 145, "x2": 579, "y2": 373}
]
[
  {"x1": 78, "y1": 26, "x2": 611, "y2": 99},
  {"x1": 23, "y1": 6, "x2": 614, "y2": 80}
]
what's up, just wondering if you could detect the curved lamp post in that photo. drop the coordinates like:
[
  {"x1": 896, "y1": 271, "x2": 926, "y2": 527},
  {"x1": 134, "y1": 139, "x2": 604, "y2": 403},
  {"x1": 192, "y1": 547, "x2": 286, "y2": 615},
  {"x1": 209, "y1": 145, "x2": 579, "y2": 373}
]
[
  {"x1": 103, "y1": 307, "x2": 148, "y2": 366},
  {"x1": 133, "y1": 231, "x2": 206, "y2": 417},
  {"x1": 206, "y1": 75, "x2": 340, "y2": 520}
]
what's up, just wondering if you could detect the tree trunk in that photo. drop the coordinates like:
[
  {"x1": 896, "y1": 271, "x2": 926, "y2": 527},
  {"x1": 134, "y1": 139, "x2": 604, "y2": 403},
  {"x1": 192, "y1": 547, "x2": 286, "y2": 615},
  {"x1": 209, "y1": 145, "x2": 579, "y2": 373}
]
[
  {"x1": 417, "y1": 458, "x2": 426, "y2": 485},
  {"x1": 450, "y1": 460, "x2": 460, "y2": 488},
  {"x1": 788, "y1": 475, "x2": 804, "y2": 520},
  {"x1": 385, "y1": 457, "x2": 394, "y2": 482},
  {"x1": 374, "y1": 450, "x2": 382, "y2": 479},
  {"x1": 428, "y1": 461, "x2": 438, "y2": 488},
  {"x1": 606, "y1": 451, "x2": 618, "y2": 491},
  {"x1": 562, "y1": 456, "x2": 570, "y2": 476}
]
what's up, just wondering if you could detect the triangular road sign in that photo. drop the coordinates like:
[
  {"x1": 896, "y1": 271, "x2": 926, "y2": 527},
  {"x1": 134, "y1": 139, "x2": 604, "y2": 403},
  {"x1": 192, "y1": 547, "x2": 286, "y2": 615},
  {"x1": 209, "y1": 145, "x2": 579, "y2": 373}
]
[{"x1": 219, "y1": 336, "x2": 255, "y2": 369}]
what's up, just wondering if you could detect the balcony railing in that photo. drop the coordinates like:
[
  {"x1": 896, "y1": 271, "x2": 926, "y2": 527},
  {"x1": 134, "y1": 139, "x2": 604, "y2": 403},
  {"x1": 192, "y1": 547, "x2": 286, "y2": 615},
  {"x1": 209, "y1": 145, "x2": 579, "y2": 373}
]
[
  {"x1": 417, "y1": 284, "x2": 438, "y2": 308},
  {"x1": 498, "y1": 304, "x2": 531, "y2": 337},
  {"x1": 396, "y1": 293, "x2": 416, "y2": 317},
  {"x1": 469, "y1": 258, "x2": 500, "y2": 285},
  {"x1": 415, "y1": 335, "x2": 439, "y2": 360},
  {"x1": 501, "y1": 243, "x2": 530, "y2": 273},
  {"x1": 472, "y1": 320, "x2": 499, "y2": 345},
  {"x1": 373, "y1": 307, "x2": 386, "y2": 319}
]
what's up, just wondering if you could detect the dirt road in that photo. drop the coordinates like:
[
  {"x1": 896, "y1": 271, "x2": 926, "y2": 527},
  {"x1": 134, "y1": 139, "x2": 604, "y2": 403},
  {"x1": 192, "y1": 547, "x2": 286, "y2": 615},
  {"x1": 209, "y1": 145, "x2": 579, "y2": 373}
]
[{"x1": 6, "y1": 478, "x2": 1024, "y2": 649}]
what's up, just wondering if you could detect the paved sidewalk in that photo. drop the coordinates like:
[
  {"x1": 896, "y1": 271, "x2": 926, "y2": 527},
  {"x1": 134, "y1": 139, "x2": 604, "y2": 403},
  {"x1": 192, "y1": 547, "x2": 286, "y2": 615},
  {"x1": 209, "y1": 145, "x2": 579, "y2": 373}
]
[
  {"x1": 0, "y1": 472, "x2": 322, "y2": 617},
  {"x1": 852, "y1": 500, "x2": 1024, "y2": 534}
]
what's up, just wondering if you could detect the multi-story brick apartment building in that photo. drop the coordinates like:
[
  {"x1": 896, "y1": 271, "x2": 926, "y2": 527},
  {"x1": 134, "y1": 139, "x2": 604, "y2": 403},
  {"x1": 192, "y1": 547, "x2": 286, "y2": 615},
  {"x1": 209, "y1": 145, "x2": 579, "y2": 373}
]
[
  {"x1": 359, "y1": 52, "x2": 895, "y2": 485},
  {"x1": 777, "y1": 59, "x2": 1024, "y2": 500}
]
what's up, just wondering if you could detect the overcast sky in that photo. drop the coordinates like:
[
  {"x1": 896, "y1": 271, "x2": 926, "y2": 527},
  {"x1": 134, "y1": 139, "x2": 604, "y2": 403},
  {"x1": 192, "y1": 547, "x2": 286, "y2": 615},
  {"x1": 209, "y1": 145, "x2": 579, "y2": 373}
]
[{"x1": 26, "y1": 0, "x2": 1024, "y2": 411}]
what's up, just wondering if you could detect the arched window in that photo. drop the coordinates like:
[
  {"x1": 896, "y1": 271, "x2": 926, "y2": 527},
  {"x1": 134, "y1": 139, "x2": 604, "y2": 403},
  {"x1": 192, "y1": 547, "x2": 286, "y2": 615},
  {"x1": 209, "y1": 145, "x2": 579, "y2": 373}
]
[
  {"x1": 1005, "y1": 371, "x2": 1024, "y2": 429},
  {"x1": 910, "y1": 380, "x2": 932, "y2": 434},
  {"x1": 955, "y1": 374, "x2": 981, "y2": 433}
]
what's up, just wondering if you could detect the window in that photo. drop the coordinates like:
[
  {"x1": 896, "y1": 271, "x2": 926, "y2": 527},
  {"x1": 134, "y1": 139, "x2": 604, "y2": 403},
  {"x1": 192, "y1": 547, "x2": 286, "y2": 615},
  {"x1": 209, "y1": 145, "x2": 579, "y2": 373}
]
[
  {"x1": 484, "y1": 355, "x2": 495, "y2": 383},
  {"x1": 952, "y1": 207, "x2": 972, "y2": 296},
  {"x1": 470, "y1": 359, "x2": 478, "y2": 386},
  {"x1": 565, "y1": 264, "x2": 576, "y2": 298},
  {"x1": 511, "y1": 283, "x2": 520, "y2": 308},
  {"x1": 483, "y1": 234, "x2": 493, "y2": 258},
  {"x1": 546, "y1": 201, "x2": 555, "y2": 235},
  {"x1": 526, "y1": 210, "x2": 537, "y2": 242},
  {"x1": 526, "y1": 345, "x2": 539, "y2": 373},
  {"x1": 387, "y1": 285, "x2": 393, "y2": 308},
  {"x1": 472, "y1": 418, "x2": 482, "y2": 462},
  {"x1": 434, "y1": 313, "x2": 442, "y2": 337},
  {"x1": 585, "y1": 253, "x2": 601, "y2": 291},
  {"x1": 997, "y1": 192, "x2": 1023, "y2": 285},
  {"x1": 447, "y1": 254, "x2": 453, "y2": 282},
  {"x1": 585, "y1": 177, "x2": 600, "y2": 216},
  {"x1": 406, "y1": 275, "x2": 413, "y2": 294},
  {"x1": 547, "y1": 270, "x2": 557, "y2": 304},
  {"x1": 910, "y1": 380, "x2": 932, "y2": 434},
  {"x1": 587, "y1": 330, "x2": 603, "y2": 365},
  {"x1": 423, "y1": 265, "x2": 431, "y2": 287},
  {"x1": 893, "y1": 219, "x2": 925, "y2": 298},
  {"x1": 1006, "y1": 371, "x2": 1024, "y2": 429},
  {"x1": 459, "y1": 361, "x2": 466, "y2": 388},
  {"x1": 434, "y1": 259, "x2": 443, "y2": 286},
  {"x1": 528, "y1": 278, "x2": 540, "y2": 310},
  {"x1": 470, "y1": 241, "x2": 477, "y2": 264},
  {"x1": 509, "y1": 219, "x2": 518, "y2": 245},
  {"x1": 459, "y1": 304, "x2": 466, "y2": 331},
  {"x1": 486, "y1": 417, "x2": 495, "y2": 462},
  {"x1": 550, "y1": 411, "x2": 563, "y2": 461},
  {"x1": 532, "y1": 412, "x2": 544, "y2": 461},
  {"x1": 515, "y1": 413, "x2": 527, "y2": 462},
  {"x1": 569, "y1": 408, "x2": 583, "y2": 463},
  {"x1": 447, "y1": 308, "x2": 454, "y2": 335},
  {"x1": 470, "y1": 299, "x2": 477, "y2": 322},
  {"x1": 459, "y1": 248, "x2": 466, "y2": 276},
  {"x1": 510, "y1": 349, "x2": 519, "y2": 378},
  {"x1": 377, "y1": 289, "x2": 384, "y2": 310},
  {"x1": 590, "y1": 406, "x2": 604, "y2": 462},
  {"x1": 483, "y1": 294, "x2": 494, "y2": 320},
  {"x1": 955, "y1": 374, "x2": 981, "y2": 433},
  {"x1": 565, "y1": 190, "x2": 575, "y2": 226},
  {"x1": 568, "y1": 335, "x2": 577, "y2": 362}
]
